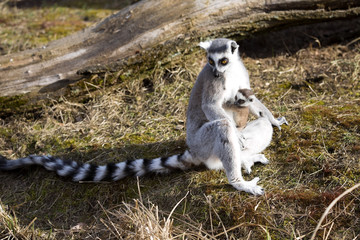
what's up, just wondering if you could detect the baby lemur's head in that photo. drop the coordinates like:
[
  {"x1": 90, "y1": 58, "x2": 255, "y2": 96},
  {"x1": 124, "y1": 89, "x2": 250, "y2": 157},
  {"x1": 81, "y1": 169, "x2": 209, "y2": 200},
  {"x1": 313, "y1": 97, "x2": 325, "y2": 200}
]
[
  {"x1": 199, "y1": 38, "x2": 239, "y2": 78},
  {"x1": 235, "y1": 89, "x2": 255, "y2": 107}
]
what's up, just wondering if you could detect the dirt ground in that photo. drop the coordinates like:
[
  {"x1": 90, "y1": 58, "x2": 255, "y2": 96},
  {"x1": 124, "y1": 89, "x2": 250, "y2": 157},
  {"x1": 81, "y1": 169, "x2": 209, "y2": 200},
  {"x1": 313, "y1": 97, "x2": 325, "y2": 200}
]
[{"x1": 0, "y1": 1, "x2": 359, "y2": 239}]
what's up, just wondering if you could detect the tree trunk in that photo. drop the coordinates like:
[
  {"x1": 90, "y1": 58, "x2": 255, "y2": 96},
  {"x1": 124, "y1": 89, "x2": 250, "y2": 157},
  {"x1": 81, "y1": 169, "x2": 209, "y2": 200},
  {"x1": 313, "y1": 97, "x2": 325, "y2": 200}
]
[{"x1": 0, "y1": 0, "x2": 359, "y2": 97}]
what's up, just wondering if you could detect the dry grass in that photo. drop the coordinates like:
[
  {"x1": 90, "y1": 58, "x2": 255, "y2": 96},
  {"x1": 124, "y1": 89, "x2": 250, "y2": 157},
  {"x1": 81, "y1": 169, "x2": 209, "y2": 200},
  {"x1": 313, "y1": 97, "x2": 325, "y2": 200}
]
[
  {"x1": 1, "y1": 2, "x2": 360, "y2": 239},
  {"x1": 93, "y1": 190, "x2": 205, "y2": 240},
  {"x1": 310, "y1": 182, "x2": 360, "y2": 240},
  {"x1": 0, "y1": 201, "x2": 53, "y2": 239},
  {"x1": 0, "y1": 0, "x2": 123, "y2": 55}
]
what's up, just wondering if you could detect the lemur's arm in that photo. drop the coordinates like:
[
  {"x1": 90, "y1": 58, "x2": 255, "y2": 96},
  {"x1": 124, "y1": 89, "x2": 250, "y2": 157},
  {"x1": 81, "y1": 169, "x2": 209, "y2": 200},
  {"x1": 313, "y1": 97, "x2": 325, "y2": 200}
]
[
  {"x1": 249, "y1": 96, "x2": 288, "y2": 130},
  {"x1": 202, "y1": 78, "x2": 233, "y2": 123}
]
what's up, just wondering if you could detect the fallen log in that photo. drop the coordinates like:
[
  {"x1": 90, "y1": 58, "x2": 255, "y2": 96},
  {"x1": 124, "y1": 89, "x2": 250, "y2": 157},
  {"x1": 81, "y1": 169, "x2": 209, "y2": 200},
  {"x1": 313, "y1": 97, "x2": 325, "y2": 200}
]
[{"x1": 0, "y1": 0, "x2": 359, "y2": 97}]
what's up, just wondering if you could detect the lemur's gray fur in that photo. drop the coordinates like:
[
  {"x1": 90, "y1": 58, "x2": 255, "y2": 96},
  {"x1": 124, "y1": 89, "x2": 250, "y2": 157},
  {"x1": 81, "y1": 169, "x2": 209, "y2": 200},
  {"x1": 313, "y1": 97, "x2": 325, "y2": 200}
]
[{"x1": 0, "y1": 38, "x2": 287, "y2": 195}]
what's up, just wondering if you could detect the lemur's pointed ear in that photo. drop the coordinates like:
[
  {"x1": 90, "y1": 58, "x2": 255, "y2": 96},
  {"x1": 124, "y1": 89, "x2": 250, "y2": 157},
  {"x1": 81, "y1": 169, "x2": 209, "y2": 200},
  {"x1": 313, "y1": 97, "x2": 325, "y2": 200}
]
[
  {"x1": 230, "y1": 41, "x2": 238, "y2": 54},
  {"x1": 199, "y1": 40, "x2": 212, "y2": 50}
]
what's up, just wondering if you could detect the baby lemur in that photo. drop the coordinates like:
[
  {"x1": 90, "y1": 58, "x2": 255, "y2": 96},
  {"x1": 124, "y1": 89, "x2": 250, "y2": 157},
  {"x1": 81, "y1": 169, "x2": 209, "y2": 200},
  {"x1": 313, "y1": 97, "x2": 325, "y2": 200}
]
[
  {"x1": 0, "y1": 38, "x2": 288, "y2": 195},
  {"x1": 224, "y1": 88, "x2": 254, "y2": 130},
  {"x1": 225, "y1": 88, "x2": 288, "y2": 130}
]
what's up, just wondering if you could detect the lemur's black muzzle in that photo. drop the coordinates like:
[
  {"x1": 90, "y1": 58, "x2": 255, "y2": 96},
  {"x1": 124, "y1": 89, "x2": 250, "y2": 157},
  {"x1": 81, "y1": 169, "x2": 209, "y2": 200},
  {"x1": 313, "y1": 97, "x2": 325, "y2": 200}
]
[
  {"x1": 213, "y1": 69, "x2": 220, "y2": 78},
  {"x1": 237, "y1": 99, "x2": 245, "y2": 105}
]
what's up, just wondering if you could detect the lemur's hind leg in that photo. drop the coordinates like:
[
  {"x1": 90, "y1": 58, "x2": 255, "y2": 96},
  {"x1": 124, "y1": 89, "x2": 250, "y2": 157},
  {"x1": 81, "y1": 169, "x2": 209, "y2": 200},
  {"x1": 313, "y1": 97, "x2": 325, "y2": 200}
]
[
  {"x1": 188, "y1": 119, "x2": 264, "y2": 195},
  {"x1": 242, "y1": 154, "x2": 269, "y2": 174},
  {"x1": 249, "y1": 97, "x2": 288, "y2": 130},
  {"x1": 238, "y1": 117, "x2": 273, "y2": 174},
  {"x1": 241, "y1": 117, "x2": 273, "y2": 155}
]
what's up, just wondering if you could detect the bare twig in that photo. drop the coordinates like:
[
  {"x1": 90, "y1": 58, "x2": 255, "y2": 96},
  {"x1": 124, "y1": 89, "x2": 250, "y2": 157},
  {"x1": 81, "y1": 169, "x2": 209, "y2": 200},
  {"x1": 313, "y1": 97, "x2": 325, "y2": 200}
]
[{"x1": 310, "y1": 183, "x2": 360, "y2": 240}]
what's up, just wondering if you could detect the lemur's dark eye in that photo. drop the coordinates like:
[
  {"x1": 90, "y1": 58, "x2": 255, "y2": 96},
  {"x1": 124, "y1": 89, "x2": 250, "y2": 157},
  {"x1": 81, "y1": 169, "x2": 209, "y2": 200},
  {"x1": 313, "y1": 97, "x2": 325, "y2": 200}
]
[
  {"x1": 220, "y1": 58, "x2": 228, "y2": 65},
  {"x1": 208, "y1": 58, "x2": 215, "y2": 66}
]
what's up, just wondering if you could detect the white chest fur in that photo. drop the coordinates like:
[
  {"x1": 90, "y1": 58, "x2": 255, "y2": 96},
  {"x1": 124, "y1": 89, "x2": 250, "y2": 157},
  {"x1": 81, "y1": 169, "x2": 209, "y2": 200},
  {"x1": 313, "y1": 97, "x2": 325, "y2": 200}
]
[{"x1": 223, "y1": 60, "x2": 250, "y2": 101}]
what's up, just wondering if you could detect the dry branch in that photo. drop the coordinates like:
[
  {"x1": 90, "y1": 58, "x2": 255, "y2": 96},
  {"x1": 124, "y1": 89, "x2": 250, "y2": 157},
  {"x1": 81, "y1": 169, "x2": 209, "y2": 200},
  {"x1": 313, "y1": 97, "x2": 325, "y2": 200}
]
[{"x1": 0, "y1": 0, "x2": 359, "y2": 96}]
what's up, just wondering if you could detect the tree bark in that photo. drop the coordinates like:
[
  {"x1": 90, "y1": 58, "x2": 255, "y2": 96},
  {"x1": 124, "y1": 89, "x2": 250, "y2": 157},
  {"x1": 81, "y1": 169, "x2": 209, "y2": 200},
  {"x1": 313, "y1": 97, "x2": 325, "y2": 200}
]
[{"x1": 0, "y1": 0, "x2": 359, "y2": 97}]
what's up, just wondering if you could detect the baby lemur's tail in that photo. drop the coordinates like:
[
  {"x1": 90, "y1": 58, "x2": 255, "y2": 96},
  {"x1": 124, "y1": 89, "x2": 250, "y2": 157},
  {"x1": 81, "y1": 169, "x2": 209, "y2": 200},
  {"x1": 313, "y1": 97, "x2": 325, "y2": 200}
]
[{"x1": 0, "y1": 151, "x2": 194, "y2": 182}]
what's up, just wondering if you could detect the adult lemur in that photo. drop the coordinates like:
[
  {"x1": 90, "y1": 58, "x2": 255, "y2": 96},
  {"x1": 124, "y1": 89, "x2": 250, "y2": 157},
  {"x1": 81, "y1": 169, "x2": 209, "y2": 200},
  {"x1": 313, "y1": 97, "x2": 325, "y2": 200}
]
[{"x1": 0, "y1": 38, "x2": 287, "y2": 195}]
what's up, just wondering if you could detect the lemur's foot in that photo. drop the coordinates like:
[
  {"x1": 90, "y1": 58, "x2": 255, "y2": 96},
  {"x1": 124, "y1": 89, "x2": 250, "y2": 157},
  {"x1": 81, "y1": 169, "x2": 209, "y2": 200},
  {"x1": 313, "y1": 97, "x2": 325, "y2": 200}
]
[
  {"x1": 277, "y1": 116, "x2": 288, "y2": 126},
  {"x1": 243, "y1": 161, "x2": 254, "y2": 174},
  {"x1": 273, "y1": 116, "x2": 288, "y2": 130},
  {"x1": 256, "y1": 154, "x2": 269, "y2": 165},
  {"x1": 231, "y1": 177, "x2": 264, "y2": 195},
  {"x1": 242, "y1": 154, "x2": 269, "y2": 175}
]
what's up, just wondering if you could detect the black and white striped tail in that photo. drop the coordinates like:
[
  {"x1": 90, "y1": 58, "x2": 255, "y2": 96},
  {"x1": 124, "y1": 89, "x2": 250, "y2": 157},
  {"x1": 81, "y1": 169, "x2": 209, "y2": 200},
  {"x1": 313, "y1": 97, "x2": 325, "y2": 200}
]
[{"x1": 0, "y1": 151, "x2": 194, "y2": 182}]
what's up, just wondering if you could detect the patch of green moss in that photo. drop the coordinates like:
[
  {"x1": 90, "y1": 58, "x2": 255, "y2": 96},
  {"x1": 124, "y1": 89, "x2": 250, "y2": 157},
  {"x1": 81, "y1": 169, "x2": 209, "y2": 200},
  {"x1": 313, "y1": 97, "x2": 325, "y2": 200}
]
[
  {"x1": 121, "y1": 133, "x2": 152, "y2": 145},
  {"x1": 342, "y1": 132, "x2": 358, "y2": 144},
  {"x1": 0, "y1": 96, "x2": 28, "y2": 117},
  {"x1": 0, "y1": 127, "x2": 13, "y2": 138},
  {"x1": 278, "y1": 82, "x2": 292, "y2": 89},
  {"x1": 0, "y1": 3, "x2": 116, "y2": 55}
]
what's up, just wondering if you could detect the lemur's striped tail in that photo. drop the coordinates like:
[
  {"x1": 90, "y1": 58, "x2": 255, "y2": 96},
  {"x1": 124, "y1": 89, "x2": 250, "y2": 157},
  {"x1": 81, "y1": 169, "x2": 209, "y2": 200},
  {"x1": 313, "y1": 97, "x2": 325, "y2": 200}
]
[{"x1": 0, "y1": 150, "x2": 194, "y2": 182}]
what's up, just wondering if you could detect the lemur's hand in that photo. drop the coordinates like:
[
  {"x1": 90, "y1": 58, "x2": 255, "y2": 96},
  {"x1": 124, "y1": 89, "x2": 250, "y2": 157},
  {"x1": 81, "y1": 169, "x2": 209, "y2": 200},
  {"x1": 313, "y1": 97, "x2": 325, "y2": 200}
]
[
  {"x1": 272, "y1": 116, "x2": 289, "y2": 130},
  {"x1": 237, "y1": 132, "x2": 247, "y2": 150}
]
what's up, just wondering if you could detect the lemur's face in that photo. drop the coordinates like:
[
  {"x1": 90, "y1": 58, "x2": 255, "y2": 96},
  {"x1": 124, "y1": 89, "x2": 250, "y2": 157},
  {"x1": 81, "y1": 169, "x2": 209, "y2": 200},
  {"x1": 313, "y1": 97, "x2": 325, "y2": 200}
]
[
  {"x1": 207, "y1": 52, "x2": 230, "y2": 77},
  {"x1": 199, "y1": 39, "x2": 239, "y2": 78},
  {"x1": 235, "y1": 89, "x2": 254, "y2": 107}
]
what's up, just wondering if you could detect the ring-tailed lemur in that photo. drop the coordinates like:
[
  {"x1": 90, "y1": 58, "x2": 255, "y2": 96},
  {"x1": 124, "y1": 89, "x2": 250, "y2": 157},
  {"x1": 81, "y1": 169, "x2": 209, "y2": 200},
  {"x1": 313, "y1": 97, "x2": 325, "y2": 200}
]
[
  {"x1": 223, "y1": 88, "x2": 254, "y2": 130},
  {"x1": 223, "y1": 88, "x2": 288, "y2": 173},
  {"x1": 224, "y1": 88, "x2": 288, "y2": 130},
  {"x1": 186, "y1": 39, "x2": 288, "y2": 195},
  {"x1": 0, "y1": 38, "x2": 287, "y2": 195}
]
